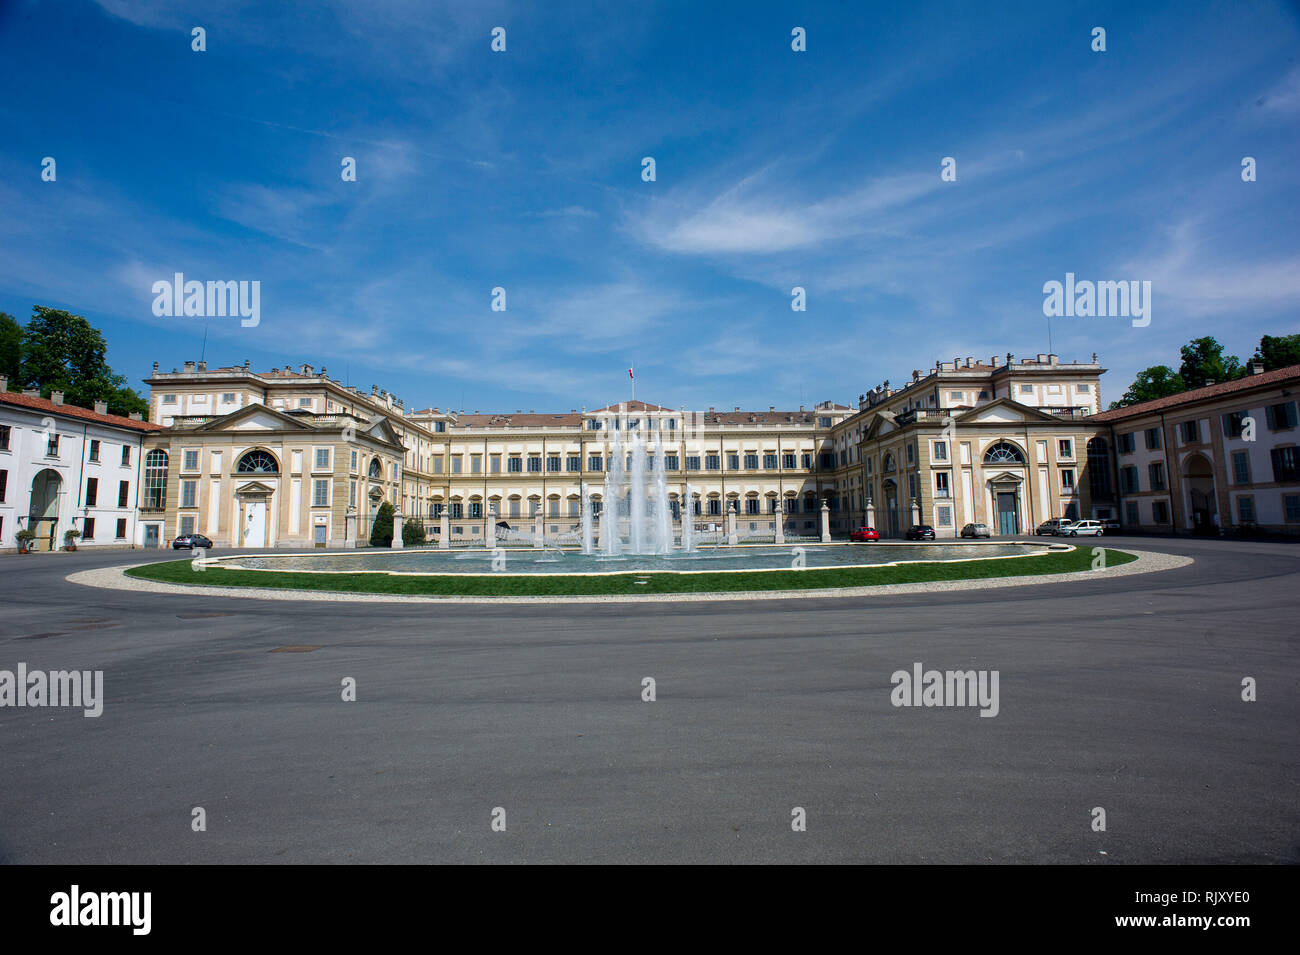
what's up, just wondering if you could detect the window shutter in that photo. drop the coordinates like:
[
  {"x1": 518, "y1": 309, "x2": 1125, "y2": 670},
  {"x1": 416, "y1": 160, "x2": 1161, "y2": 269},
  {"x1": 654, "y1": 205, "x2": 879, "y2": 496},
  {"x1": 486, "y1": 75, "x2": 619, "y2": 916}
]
[{"x1": 1266, "y1": 405, "x2": 1277, "y2": 429}]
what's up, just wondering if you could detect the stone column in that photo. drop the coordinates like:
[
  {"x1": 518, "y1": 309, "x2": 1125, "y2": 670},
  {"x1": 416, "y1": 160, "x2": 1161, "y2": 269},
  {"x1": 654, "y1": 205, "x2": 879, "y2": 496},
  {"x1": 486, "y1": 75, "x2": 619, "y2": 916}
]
[
  {"x1": 439, "y1": 509, "x2": 450, "y2": 549},
  {"x1": 533, "y1": 504, "x2": 544, "y2": 548},
  {"x1": 726, "y1": 500, "x2": 739, "y2": 546},
  {"x1": 345, "y1": 506, "x2": 358, "y2": 549},
  {"x1": 820, "y1": 501, "x2": 831, "y2": 542},
  {"x1": 391, "y1": 509, "x2": 404, "y2": 548},
  {"x1": 865, "y1": 497, "x2": 876, "y2": 530},
  {"x1": 774, "y1": 499, "x2": 785, "y2": 545},
  {"x1": 485, "y1": 504, "x2": 496, "y2": 550}
]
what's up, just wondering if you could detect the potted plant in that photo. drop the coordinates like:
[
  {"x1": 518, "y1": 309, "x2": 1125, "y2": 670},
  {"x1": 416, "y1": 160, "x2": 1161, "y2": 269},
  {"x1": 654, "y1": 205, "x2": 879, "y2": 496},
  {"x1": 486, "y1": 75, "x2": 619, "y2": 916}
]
[
  {"x1": 15, "y1": 529, "x2": 36, "y2": 554},
  {"x1": 63, "y1": 528, "x2": 81, "y2": 551}
]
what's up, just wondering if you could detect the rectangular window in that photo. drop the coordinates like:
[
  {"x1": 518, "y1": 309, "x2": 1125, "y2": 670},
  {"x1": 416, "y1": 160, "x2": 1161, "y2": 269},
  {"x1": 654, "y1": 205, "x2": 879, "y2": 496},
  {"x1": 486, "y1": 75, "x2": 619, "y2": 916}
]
[
  {"x1": 1125, "y1": 501, "x2": 1139, "y2": 525},
  {"x1": 299, "y1": 398, "x2": 312, "y2": 409},
  {"x1": 685, "y1": 455, "x2": 701, "y2": 471},
  {"x1": 937, "y1": 505, "x2": 952, "y2": 527},
  {"x1": 665, "y1": 454, "x2": 679, "y2": 471},
  {"x1": 88, "y1": 439, "x2": 100, "y2": 462},
  {"x1": 350, "y1": 450, "x2": 358, "y2": 470},
  {"x1": 1148, "y1": 462, "x2": 1165, "y2": 491},
  {"x1": 490, "y1": 455, "x2": 500, "y2": 474},
  {"x1": 1222, "y1": 410, "x2": 1247, "y2": 438},
  {"x1": 179, "y1": 515, "x2": 195, "y2": 536},
  {"x1": 508, "y1": 457, "x2": 522, "y2": 473},
  {"x1": 1058, "y1": 439, "x2": 1073, "y2": 458},
  {"x1": 802, "y1": 453, "x2": 813, "y2": 469},
  {"x1": 707, "y1": 499, "x2": 721, "y2": 516},
  {"x1": 728, "y1": 454, "x2": 740, "y2": 470},
  {"x1": 121, "y1": 445, "x2": 131, "y2": 466},
  {"x1": 819, "y1": 453, "x2": 835, "y2": 469},
  {"x1": 745, "y1": 498, "x2": 760, "y2": 515},
  {"x1": 1285, "y1": 495, "x2": 1300, "y2": 523},
  {"x1": 1265, "y1": 401, "x2": 1299, "y2": 431},
  {"x1": 935, "y1": 472, "x2": 950, "y2": 498},
  {"x1": 547, "y1": 456, "x2": 561, "y2": 473},
  {"x1": 451, "y1": 456, "x2": 462, "y2": 474},
  {"x1": 1020, "y1": 384, "x2": 1033, "y2": 395},
  {"x1": 949, "y1": 392, "x2": 963, "y2": 402},
  {"x1": 162, "y1": 394, "x2": 177, "y2": 404},
  {"x1": 0, "y1": 425, "x2": 9, "y2": 450},
  {"x1": 567, "y1": 456, "x2": 581, "y2": 472},
  {"x1": 471, "y1": 455, "x2": 482, "y2": 475},
  {"x1": 221, "y1": 392, "x2": 236, "y2": 403},
  {"x1": 525, "y1": 456, "x2": 540, "y2": 473},
  {"x1": 0, "y1": 469, "x2": 6, "y2": 502},
  {"x1": 1144, "y1": 427, "x2": 1162, "y2": 450},
  {"x1": 1271, "y1": 447, "x2": 1298, "y2": 482},
  {"x1": 1117, "y1": 432, "x2": 1136, "y2": 454},
  {"x1": 568, "y1": 500, "x2": 580, "y2": 517},
  {"x1": 183, "y1": 449, "x2": 199, "y2": 471},
  {"x1": 509, "y1": 500, "x2": 520, "y2": 518},
  {"x1": 907, "y1": 444, "x2": 915, "y2": 464},
  {"x1": 908, "y1": 473, "x2": 917, "y2": 500},
  {"x1": 548, "y1": 499, "x2": 559, "y2": 517},
  {"x1": 782, "y1": 453, "x2": 796, "y2": 469},
  {"x1": 1061, "y1": 469, "x2": 1075, "y2": 490},
  {"x1": 469, "y1": 502, "x2": 482, "y2": 519},
  {"x1": 349, "y1": 481, "x2": 356, "y2": 507},
  {"x1": 116, "y1": 517, "x2": 127, "y2": 539},
  {"x1": 933, "y1": 441, "x2": 947, "y2": 461},
  {"x1": 1238, "y1": 496, "x2": 1256, "y2": 523},
  {"x1": 744, "y1": 454, "x2": 758, "y2": 469},
  {"x1": 1120, "y1": 465, "x2": 1139, "y2": 494},
  {"x1": 818, "y1": 417, "x2": 832, "y2": 428},
  {"x1": 85, "y1": 477, "x2": 98, "y2": 506},
  {"x1": 1153, "y1": 501, "x2": 1170, "y2": 524},
  {"x1": 587, "y1": 419, "x2": 601, "y2": 430},
  {"x1": 1180, "y1": 420, "x2": 1199, "y2": 444},
  {"x1": 1232, "y1": 451, "x2": 1251, "y2": 485},
  {"x1": 450, "y1": 502, "x2": 463, "y2": 519},
  {"x1": 1076, "y1": 384, "x2": 1090, "y2": 393},
  {"x1": 588, "y1": 455, "x2": 603, "y2": 472},
  {"x1": 313, "y1": 479, "x2": 329, "y2": 506},
  {"x1": 181, "y1": 480, "x2": 196, "y2": 508},
  {"x1": 118, "y1": 480, "x2": 129, "y2": 508},
  {"x1": 706, "y1": 455, "x2": 720, "y2": 470},
  {"x1": 82, "y1": 517, "x2": 94, "y2": 540},
  {"x1": 315, "y1": 448, "x2": 330, "y2": 469},
  {"x1": 763, "y1": 453, "x2": 778, "y2": 469},
  {"x1": 47, "y1": 434, "x2": 59, "y2": 457}
]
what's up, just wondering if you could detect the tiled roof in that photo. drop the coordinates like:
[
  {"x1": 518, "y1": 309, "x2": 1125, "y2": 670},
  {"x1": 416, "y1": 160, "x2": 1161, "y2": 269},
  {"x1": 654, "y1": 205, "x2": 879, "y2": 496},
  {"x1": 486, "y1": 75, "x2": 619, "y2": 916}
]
[
  {"x1": 1088, "y1": 364, "x2": 1300, "y2": 422},
  {"x1": 456, "y1": 412, "x2": 584, "y2": 428},
  {"x1": 589, "y1": 399, "x2": 675, "y2": 413},
  {"x1": 701, "y1": 410, "x2": 817, "y2": 425},
  {"x1": 0, "y1": 390, "x2": 162, "y2": 432}
]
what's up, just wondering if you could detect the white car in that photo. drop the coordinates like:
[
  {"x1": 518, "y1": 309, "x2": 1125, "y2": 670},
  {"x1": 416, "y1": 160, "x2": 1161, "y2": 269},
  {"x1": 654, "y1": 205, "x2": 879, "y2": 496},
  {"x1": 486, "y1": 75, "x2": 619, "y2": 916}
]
[{"x1": 1059, "y1": 520, "x2": 1104, "y2": 537}]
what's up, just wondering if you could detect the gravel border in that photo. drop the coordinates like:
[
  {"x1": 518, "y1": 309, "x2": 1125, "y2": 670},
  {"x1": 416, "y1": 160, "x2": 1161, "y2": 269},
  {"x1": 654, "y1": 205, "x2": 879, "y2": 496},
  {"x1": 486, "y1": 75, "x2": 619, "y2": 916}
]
[{"x1": 67, "y1": 548, "x2": 1192, "y2": 604}]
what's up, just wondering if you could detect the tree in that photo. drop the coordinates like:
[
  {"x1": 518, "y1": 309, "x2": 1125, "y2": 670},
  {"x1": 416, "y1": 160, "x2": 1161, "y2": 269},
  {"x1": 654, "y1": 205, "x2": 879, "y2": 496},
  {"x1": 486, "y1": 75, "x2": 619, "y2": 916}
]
[
  {"x1": 402, "y1": 520, "x2": 426, "y2": 546},
  {"x1": 0, "y1": 312, "x2": 21, "y2": 385},
  {"x1": 16, "y1": 306, "x2": 148, "y2": 417},
  {"x1": 1109, "y1": 365, "x2": 1185, "y2": 409},
  {"x1": 369, "y1": 502, "x2": 395, "y2": 547},
  {"x1": 1253, "y1": 334, "x2": 1300, "y2": 371},
  {"x1": 1178, "y1": 336, "x2": 1243, "y2": 390}
]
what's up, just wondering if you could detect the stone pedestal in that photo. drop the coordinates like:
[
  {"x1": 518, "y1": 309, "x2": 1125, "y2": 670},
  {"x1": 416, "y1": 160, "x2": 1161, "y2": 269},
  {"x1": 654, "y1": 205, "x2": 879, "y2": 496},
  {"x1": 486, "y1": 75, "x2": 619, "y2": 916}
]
[
  {"x1": 773, "y1": 500, "x2": 785, "y2": 545},
  {"x1": 391, "y1": 509, "x2": 404, "y2": 548},
  {"x1": 865, "y1": 498, "x2": 875, "y2": 530},
  {"x1": 345, "y1": 507, "x2": 358, "y2": 549},
  {"x1": 533, "y1": 509, "x2": 544, "y2": 548},
  {"x1": 439, "y1": 510, "x2": 450, "y2": 549},
  {"x1": 727, "y1": 501, "x2": 738, "y2": 546},
  {"x1": 911, "y1": 498, "x2": 921, "y2": 529},
  {"x1": 820, "y1": 502, "x2": 831, "y2": 542}
]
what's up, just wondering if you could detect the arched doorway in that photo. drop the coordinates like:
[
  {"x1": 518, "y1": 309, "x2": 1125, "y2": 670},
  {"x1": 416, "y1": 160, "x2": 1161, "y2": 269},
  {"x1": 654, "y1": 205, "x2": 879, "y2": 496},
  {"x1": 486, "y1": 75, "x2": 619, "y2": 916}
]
[
  {"x1": 882, "y1": 478, "x2": 900, "y2": 538},
  {"x1": 1185, "y1": 453, "x2": 1217, "y2": 534},
  {"x1": 28, "y1": 468, "x2": 62, "y2": 552}
]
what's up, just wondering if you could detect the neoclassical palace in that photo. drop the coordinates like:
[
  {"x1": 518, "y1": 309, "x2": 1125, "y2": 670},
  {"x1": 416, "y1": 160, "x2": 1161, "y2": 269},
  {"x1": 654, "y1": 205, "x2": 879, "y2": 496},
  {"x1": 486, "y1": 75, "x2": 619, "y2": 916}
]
[
  {"x1": 123, "y1": 352, "x2": 1113, "y2": 548},
  {"x1": 5, "y1": 351, "x2": 1295, "y2": 551}
]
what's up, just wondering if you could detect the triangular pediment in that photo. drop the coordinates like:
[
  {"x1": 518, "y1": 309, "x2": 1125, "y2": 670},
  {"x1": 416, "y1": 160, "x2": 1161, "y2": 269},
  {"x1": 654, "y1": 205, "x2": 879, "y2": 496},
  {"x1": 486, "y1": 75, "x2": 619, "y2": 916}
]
[
  {"x1": 954, "y1": 398, "x2": 1068, "y2": 425},
  {"x1": 235, "y1": 480, "x2": 276, "y2": 495},
  {"x1": 192, "y1": 402, "x2": 318, "y2": 433},
  {"x1": 985, "y1": 470, "x2": 1024, "y2": 484}
]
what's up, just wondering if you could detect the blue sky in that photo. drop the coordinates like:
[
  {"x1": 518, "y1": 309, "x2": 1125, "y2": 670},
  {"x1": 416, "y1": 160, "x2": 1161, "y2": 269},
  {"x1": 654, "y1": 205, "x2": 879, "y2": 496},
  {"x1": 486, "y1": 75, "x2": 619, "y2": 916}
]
[{"x1": 1, "y1": 0, "x2": 1297, "y2": 413}]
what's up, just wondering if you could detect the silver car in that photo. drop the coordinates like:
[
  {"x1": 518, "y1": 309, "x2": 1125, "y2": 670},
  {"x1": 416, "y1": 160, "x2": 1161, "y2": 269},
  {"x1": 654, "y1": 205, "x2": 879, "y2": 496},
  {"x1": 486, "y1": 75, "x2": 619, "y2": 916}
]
[
  {"x1": 1059, "y1": 520, "x2": 1104, "y2": 537},
  {"x1": 960, "y1": 522, "x2": 991, "y2": 538}
]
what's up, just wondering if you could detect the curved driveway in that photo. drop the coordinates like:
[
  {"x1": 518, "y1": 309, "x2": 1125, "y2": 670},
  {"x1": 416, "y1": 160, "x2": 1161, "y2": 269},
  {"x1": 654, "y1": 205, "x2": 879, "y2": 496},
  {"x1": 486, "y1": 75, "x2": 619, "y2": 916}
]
[{"x1": 0, "y1": 535, "x2": 1295, "y2": 863}]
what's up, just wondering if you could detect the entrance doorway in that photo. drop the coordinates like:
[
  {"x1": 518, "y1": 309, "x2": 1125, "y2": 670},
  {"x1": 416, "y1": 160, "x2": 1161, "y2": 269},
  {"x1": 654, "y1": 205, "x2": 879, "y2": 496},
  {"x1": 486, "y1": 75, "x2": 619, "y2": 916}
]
[
  {"x1": 1186, "y1": 453, "x2": 1217, "y2": 534},
  {"x1": 996, "y1": 491, "x2": 1019, "y2": 535},
  {"x1": 144, "y1": 524, "x2": 160, "y2": 548},
  {"x1": 244, "y1": 500, "x2": 267, "y2": 547},
  {"x1": 28, "y1": 468, "x2": 61, "y2": 551}
]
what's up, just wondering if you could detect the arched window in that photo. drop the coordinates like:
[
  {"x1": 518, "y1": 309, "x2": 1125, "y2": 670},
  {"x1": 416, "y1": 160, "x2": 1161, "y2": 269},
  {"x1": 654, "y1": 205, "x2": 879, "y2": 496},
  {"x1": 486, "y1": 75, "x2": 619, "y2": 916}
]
[
  {"x1": 983, "y1": 441, "x2": 1026, "y2": 464},
  {"x1": 368, "y1": 458, "x2": 383, "y2": 479},
  {"x1": 143, "y1": 449, "x2": 168, "y2": 508},
  {"x1": 237, "y1": 449, "x2": 279, "y2": 473},
  {"x1": 883, "y1": 453, "x2": 896, "y2": 473}
]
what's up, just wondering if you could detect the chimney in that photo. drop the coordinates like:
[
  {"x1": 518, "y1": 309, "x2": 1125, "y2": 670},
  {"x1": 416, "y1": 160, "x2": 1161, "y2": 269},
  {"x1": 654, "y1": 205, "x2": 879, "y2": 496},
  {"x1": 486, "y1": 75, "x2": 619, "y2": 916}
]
[
  {"x1": 152, "y1": 361, "x2": 159, "y2": 374},
  {"x1": 1036, "y1": 353, "x2": 1047, "y2": 363},
  {"x1": 51, "y1": 390, "x2": 64, "y2": 404},
  {"x1": 990, "y1": 355, "x2": 998, "y2": 367},
  {"x1": 197, "y1": 360, "x2": 207, "y2": 371},
  {"x1": 708, "y1": 406, "x2": 715, "y2": 412},
  {"x1": 183, "y1": 361, "x2": 195, "y2": 372},
  {"x1": 94, "y1": 400, "x2": 108, "y2": 415},
  {"x1": 965, "y1": 357, "x2": 973, "y2": 368},
  {"x1": 0, "y1": 375, "x2": 6, "y2": 392},
  {"x1": 300, "y1": 364, "x2": 313, "y2": 375},
  {"x1": 23, "y1": 388, "x2": 39, "y2": 396},
  {"x1": 1248, "y1": 360, "x2": 1265, "y2": 375},
  {"x1": 320, "y1": 367, "x2": 327, "y2": 377},
  {"x1": 129, "y1": 412, "x2": 143, "y2": 421},
  {"x1": 734, "y1": 406, "x2": 740, "y2": 412},
  {"x1": 1048, "y1": 354, "x2": 1058, "y2": 365},
  {"x1": 769, "y1": 406, "x2": 775, "y2": 412},
  {"x1": 798, "y1": 405, "x2": 804, "y2": 412}
]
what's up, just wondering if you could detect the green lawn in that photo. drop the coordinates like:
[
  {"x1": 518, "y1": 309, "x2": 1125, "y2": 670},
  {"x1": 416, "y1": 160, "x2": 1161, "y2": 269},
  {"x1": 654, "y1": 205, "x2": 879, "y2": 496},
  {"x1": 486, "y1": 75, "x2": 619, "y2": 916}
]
[{"x1": 124, "y1": 547, "x2": 1137, "y2": 597}]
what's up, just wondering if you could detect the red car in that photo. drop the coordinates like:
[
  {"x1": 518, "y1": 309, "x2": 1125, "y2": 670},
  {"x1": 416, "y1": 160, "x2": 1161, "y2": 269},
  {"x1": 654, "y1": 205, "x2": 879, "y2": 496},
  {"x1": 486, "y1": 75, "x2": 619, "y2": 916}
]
[{"x1": 850, "y1": 526, "x2": 880, "y2": 542}]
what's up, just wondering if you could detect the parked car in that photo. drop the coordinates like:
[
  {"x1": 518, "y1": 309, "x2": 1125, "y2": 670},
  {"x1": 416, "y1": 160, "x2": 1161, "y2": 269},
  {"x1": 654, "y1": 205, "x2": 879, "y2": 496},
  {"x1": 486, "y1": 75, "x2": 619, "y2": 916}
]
[
  {"x1": 1100, "y1": 518, "x2": 1121, "y2": 531},
  {"x1": 960, "y1": 522, "x2": 991, "y2": 538},
  {"x1": 849, "y1": 526, "x2": 880, "y2": 542},
  {"x1": 1059, "y1": 520, "x2": 1104, "y2": 537},
  {"x1": 905, "y1": 525, "x2": 936, "y2": 541},
  {"x1": 1035, "y1": 518, "x2": 1069, "y2": 536},
  {"x1": 172, "y1": 534, "x2": 214, "y2": 550}
]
